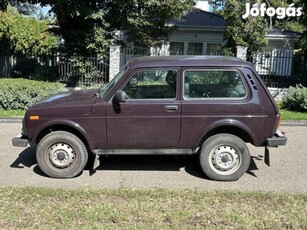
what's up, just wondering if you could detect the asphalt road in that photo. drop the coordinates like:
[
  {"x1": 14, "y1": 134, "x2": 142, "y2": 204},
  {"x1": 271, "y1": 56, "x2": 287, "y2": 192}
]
[{"x1": 1, "y1": 121, "x2": 306, "y2": 193}]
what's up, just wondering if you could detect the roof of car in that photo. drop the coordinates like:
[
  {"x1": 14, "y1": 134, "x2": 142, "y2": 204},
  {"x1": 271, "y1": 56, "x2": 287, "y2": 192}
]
[{"x1": 127, "y1": 56, "x2": 254, "y2": 69}]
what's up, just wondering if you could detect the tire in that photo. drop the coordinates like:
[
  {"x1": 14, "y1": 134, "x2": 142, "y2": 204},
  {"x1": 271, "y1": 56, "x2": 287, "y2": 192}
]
[
  {"x1": 36, "y1": 131, "x2": 88, "y2": 178},
  {"x1": 199, "y1": 133, "x2": 250, "y2": 181}
]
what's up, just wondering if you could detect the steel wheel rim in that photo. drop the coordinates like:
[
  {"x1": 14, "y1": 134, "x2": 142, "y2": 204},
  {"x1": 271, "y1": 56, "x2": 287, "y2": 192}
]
[
  {"x1": 209, "y1": 144, "x2": 242, "y2": 175},
  {"x1": 48, "y1": 143, "x2": 76, "y2": 168}
]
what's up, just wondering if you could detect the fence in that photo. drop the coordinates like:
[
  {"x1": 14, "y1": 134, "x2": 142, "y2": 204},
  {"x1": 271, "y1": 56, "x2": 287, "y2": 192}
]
[
  {"x1": 0, "y1": 53, "x2": 108, "y2": 87},
  {"x1": 120, "y1": 47, "x2": 307, "y2": 88},
  {"x1": 1, "y1": 49, "x2": 306, "y2": 88},
  {"x1": 247, "y1": 49, "x2": 307, "y2": 88}
]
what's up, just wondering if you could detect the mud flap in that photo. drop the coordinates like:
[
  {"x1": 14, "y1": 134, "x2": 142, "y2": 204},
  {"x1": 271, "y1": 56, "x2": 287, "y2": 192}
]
[
  {"x1": 93, "y1": 154, "x2": 100, "y2": 170},
  {"x1": 264, "y1": 146, "x2": 270, "y2": 167}
]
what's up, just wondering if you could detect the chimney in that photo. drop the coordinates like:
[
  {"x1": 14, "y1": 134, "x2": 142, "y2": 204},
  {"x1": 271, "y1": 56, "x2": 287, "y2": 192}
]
[{"x1": 195, "y1": 0, "x2": 209, "y2": 12}]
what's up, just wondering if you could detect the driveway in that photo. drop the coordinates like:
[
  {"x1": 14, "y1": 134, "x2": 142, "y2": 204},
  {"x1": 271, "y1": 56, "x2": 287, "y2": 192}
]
[{"x1": 1, "y1": 121, "x2": 306, "y2": 193}]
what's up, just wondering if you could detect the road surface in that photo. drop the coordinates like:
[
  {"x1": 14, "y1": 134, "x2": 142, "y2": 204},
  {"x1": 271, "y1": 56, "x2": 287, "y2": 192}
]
[{"x1": 1, "y1": 121, "x2": 306, "y2": 193}]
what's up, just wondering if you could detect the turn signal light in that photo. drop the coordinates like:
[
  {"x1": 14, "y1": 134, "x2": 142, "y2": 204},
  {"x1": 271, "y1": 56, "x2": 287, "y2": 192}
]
[{"x1": 30, "y1": 115, "x2": 39, "y2": 120}]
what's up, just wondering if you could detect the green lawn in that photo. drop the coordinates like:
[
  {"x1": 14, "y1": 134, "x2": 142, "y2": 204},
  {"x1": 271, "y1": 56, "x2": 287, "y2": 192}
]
[
  {"x1": 0, "y1": 110, "x2": 25, "y2": 117},
  {"x1": 279, "y1": 108, "x2": 307, "y2": 120},
  {"x1": 0, "y1": 187, "x2": 306, "y2": 229}
]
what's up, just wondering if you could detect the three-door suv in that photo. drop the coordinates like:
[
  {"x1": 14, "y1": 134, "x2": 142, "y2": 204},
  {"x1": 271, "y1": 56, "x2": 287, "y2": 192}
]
[{"x1": 12, "y1": 56, "x2": 287, "y2": 181}]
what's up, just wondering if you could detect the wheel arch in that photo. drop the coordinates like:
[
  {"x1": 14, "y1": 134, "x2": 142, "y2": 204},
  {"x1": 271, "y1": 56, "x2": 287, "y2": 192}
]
[
  {"x1": 33, "y1": 120, "x2": 93, "y2": 150},
  {"x1": 198, "y1": 120, "x2": 256, "y2": 148}
]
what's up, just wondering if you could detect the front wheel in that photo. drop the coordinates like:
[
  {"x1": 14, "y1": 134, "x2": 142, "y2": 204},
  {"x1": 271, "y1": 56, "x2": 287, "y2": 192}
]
[
  {"x1": 36, "y1": 131, "x2": 88, "y2": 178},
  {"x1": 199, "y1": 134, "x2": 250, "y2": 181}
]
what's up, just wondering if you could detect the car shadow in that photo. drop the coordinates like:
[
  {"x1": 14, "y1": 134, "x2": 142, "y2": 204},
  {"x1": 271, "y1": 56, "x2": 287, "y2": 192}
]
[
  {"x1": 87, "y1": 154, "x2": 207, "y2": 179},
  {"x1": 246, "y1": 155, "x2": 262, "y2": 178},
  {"x1": 10, "y1": 146, "x2": 47, "y2": 176},
  {"x1": 89, "y1": 154, "x2": 262, "y2": 180},
  {"x1": 10, "y1": 146, "x2": 37, "y2": 169},
  {"x1": 10, "y1": 148, "x2": 262, "y2": 180}
]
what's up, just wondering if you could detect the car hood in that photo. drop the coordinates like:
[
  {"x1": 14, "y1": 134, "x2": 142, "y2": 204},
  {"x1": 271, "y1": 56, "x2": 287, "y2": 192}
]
[{"x1": 28, "y1": 89, "x2": 100, "y2": 116}]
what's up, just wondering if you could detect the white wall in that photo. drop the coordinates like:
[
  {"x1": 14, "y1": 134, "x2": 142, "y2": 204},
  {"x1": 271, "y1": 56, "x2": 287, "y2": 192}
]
[{"x1": 195, "y1": 0, "x2": 209, "y2": 11}]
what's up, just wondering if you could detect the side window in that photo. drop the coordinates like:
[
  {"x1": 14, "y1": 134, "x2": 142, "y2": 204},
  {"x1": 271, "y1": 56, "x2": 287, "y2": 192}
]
[
  {"x1": 184, "y1": 70, "x2": 247, "y2": 98},
  {"x1": 123, "y1": 69, "x2": 177, "y2": 99}
]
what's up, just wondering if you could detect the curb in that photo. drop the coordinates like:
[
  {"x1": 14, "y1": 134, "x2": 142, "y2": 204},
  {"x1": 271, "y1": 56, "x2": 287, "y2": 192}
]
[
  {"x1": 0, "y1": 117, "x2": 306, "y2": 126},
  {"x1": 280, "y1": 120, "x2": 307, "y2": 126},
  {"x1": 0, "y1": 117, "x2": 22, "y2": 123}
]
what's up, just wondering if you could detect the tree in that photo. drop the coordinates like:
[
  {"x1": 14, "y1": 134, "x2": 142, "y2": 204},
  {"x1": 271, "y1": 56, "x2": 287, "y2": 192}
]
[
  {"x1": 218, "y1": 0, "x2": 268, "y2": 57},
  {"x1": 9, "y1": 0, "x2": 39, "y2": 15},
  {"x1": 0, "y1": 6, "x2": 57, "y2": 55},
  {"x1": 210, "y1": 0, "x2": 306, "y2": 56},
  {"x1": 0, "y1": 0, "x2": 194, "y2": 56}
]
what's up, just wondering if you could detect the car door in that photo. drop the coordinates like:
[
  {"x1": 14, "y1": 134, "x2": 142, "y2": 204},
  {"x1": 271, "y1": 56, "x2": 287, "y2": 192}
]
[{"x1": 106, "y1": 68, "x2": 181, "y2": 148}]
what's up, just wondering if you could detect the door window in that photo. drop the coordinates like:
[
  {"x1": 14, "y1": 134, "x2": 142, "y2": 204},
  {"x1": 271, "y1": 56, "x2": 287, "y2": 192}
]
[{"x1": 123, "y1": 69, "x2": 177, "y2": 99}]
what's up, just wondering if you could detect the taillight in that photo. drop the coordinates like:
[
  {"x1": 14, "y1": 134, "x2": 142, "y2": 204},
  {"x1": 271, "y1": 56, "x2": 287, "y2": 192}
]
[{"x1": 276, "y1": 115, "x2": 281, "y2": 129}]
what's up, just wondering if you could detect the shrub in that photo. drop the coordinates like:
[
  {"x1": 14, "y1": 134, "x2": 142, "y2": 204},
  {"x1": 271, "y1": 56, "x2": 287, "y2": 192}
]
[
  {"x1": 0, "y1": 78, "x2": 68, "y2": 110},
  {"x1": 282, "y1": 84, "x2": 307, "y2": 112}
]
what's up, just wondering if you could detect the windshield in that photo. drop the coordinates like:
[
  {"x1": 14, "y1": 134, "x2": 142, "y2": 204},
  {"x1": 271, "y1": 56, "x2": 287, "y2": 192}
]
[{"x1": 101, "y1": 64, "x2": 128, "y2": 98}]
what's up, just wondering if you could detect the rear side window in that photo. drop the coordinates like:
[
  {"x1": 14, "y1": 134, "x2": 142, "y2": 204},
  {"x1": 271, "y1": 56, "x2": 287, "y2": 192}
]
[{"x1": 184, "y1": 70, "x2": 247, "y2": 99}]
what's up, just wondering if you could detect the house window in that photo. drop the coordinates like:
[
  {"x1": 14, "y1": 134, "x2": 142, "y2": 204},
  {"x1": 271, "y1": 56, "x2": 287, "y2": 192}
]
[
  {"x1": 207, "y1": 43, "x2": 222, "y2": 55},
  {"x1": 188, "y1": 43, "x2": 203, "y2": 55},
  {"x1": 170, "y1": 42, "x2": 184, "y2": 55}
]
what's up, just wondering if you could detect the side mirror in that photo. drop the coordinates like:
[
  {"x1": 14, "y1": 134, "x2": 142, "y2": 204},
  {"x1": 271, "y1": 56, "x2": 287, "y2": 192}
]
[{"x1": 113, "y1": 90, "x2": 127, "y2": 103}]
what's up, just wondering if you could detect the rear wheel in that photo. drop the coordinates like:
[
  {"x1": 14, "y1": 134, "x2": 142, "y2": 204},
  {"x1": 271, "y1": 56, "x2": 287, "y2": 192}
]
[
  {"x1": 199, "y1": 134, "x2": 250, "y2": 181},
  {"x1": 36, "y1": 131, "x2": 88, "y2": 178}
]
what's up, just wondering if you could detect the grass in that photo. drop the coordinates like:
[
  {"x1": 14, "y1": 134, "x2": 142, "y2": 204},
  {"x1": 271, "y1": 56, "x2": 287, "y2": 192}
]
[
  {"x1": 0, "y1": 187, "x2": 305, "y2": 229},
  {"x1": 279, "y1": 108, "x2": 307, "y2": 120},
  {"x1": 0, "y1": 110, "x2": 25, "y2": 117}
]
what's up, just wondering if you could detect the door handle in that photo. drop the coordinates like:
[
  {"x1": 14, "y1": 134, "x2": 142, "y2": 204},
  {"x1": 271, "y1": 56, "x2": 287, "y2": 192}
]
[{"x1": 165, "y1": 105, "x2": 178, "y2": 111}]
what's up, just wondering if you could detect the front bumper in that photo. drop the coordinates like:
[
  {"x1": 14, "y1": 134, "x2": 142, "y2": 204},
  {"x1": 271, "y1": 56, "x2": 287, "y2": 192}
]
[
  {"x1": 266, "y1": 130, "x2": 287, "y2": 147},
  {"x1": 12, "y1": 134, "x2": 29, "y2": 147}
]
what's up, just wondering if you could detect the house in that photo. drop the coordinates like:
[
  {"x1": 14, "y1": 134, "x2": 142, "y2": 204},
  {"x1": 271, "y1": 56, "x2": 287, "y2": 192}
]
[
  {"x1": 252, "y1": 29, "x2": 302, "y2": 76},
  {"x1": 167, "y1": 8, "x2": 226, "y2": 56},
  {"x1": 109, "y1": 0, "x2": 302, "y2": 80},
  {"x1": 109, "y1": 0, "x2": 226, "y2": 79}
]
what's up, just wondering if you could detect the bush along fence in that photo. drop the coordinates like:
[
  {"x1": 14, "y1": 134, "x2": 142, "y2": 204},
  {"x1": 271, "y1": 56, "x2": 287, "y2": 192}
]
[{"x1": 0, "y1": 53, "x2": 109, "y2": 87}]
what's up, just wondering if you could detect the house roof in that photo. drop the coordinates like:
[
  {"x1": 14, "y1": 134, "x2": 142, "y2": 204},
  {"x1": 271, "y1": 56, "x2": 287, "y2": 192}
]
[
  {"x1": 266, "y1": 28, "x2": 302, "y2": 39},
  {"x1": 169, "y1": 9, "x2": 226, "y2": 28}
]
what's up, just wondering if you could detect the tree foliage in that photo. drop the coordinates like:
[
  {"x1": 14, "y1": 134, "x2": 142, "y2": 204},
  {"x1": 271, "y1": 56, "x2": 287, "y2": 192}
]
[
  {"x1": 210, "y1": 0, "x2": 306, "y2": 56},
  {"x1": 0, "y1": 0, "x2": 194, "y2": 56},
  {"x1": 218, "y1": 0, "x2": 268, "y2": 56},
  {"x1": 9, "y1": 0, "x2": 39, "y2": 15},
  {"x1": 0, "y1": 6, "x2": 57, "y2": 54}
]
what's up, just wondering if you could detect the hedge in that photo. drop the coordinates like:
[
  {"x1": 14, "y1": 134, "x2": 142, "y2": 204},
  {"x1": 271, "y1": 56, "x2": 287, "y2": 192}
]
[
  {"x1": 0, "y1": 78, "x2": 68, "y2": 110},
  {"x1": 282, "y1": 84, "x2": 307, "y2": 112}
]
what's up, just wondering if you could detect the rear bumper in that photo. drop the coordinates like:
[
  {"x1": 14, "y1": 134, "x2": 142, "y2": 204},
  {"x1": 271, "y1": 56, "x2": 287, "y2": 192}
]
[
  {"x1": 12, "y1": 134, "x2": 29, "y2": 147},
  {"x1": 266, "y1": 130, "x2": 287, "y2": 147}
]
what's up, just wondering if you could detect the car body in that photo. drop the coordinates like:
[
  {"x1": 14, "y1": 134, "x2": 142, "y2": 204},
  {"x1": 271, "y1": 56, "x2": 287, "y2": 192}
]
[{"x1": 12, "y1": 56, "x2": 287, "y2": 181}]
